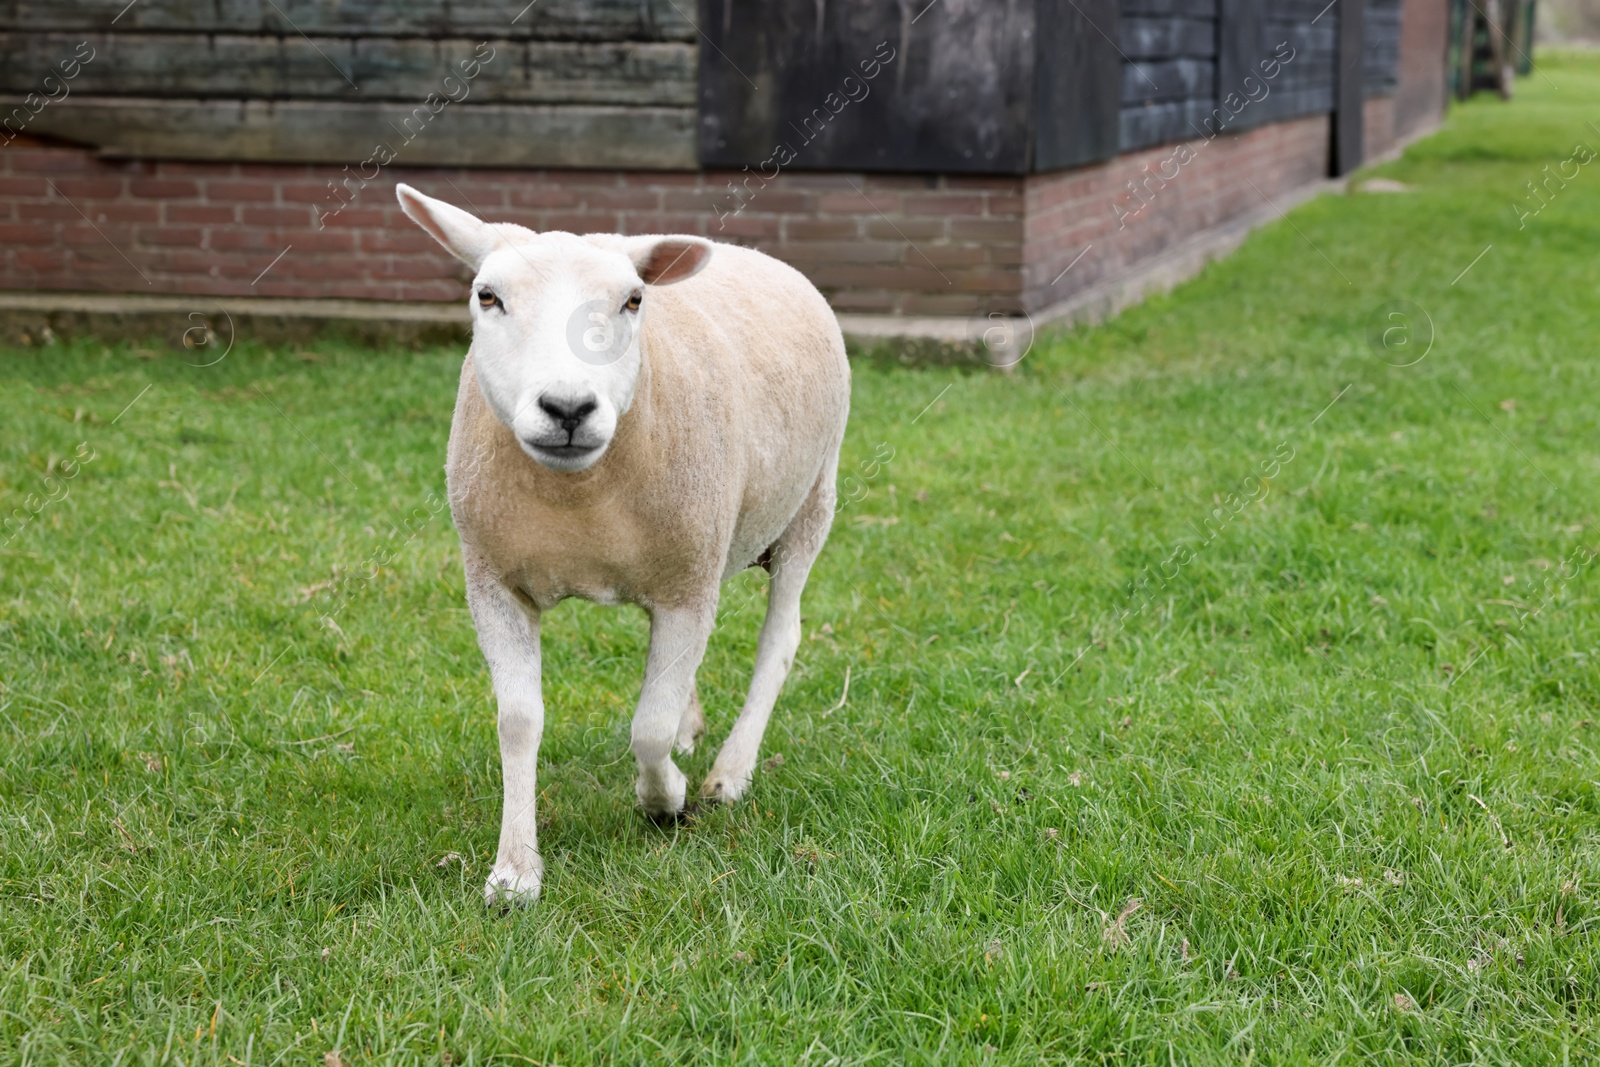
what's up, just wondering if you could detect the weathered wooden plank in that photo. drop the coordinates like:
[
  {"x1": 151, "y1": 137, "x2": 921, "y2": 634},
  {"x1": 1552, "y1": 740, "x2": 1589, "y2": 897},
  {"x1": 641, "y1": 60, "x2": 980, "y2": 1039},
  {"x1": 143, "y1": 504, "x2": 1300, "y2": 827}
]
[
  {"x1": 1216, "y1": 0, "x2": 1335, "y2": 130},
  {"x1": 1118, "y1": 0, "x2": 1216, "y2": 17},
  {"x1": 1120, "y1": 17, "x2": 1215, "y2": 59},
  {"x1": 1364, "y1": 0, "x2": 1402, "y2": 94},
  {"x1": 1119, "y1": 98, "x2": 1216, "y2": 150},
  {"x1": 0, "y1": 0, "x2": 696, "y2": 41},
  {"x1": 12, "y1": 97, "x2": 697, "y2": 168},
  {"x1": 0, "y1": 33, "x2": 695, "y2": 106},
  {"x1": 1121, "y1": 58, "x2": 1215, "y2": 104},
  {"x1": 698, "y1": 0, "x2": 1033, "y2": 174},
  {"x1": 1035, "y1": 0, "x2": 1121, "y2": 169}
]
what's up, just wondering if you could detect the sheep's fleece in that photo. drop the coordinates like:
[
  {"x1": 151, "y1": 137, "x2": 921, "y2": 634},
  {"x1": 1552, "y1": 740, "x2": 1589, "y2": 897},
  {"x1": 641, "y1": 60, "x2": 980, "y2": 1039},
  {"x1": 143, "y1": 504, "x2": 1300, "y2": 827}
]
[{"x1": 396, "y1": 184, "x2": 850, "y2": 905}]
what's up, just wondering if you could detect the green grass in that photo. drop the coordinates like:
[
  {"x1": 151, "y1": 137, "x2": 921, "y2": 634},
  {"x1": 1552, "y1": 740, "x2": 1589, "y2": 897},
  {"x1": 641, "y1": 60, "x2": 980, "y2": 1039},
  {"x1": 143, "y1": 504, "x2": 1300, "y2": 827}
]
[{"x1": 6, "y1": 54, "x2": 1600, "y2": 1066}]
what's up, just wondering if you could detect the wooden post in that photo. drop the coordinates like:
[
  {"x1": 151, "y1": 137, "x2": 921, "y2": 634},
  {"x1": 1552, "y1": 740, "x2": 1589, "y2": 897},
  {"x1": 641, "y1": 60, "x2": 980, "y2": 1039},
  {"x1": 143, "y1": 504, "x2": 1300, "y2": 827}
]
[{"x1": 1333, "y1": 0, "x2": 1366, "y2": 176}]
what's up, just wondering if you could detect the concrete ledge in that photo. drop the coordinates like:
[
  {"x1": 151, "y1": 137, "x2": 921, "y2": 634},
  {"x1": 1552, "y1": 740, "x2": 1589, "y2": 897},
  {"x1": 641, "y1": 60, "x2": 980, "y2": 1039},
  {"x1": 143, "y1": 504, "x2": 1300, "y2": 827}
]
[{"x1": 0, "y1": 291, "x2": 470, "y2": 350}]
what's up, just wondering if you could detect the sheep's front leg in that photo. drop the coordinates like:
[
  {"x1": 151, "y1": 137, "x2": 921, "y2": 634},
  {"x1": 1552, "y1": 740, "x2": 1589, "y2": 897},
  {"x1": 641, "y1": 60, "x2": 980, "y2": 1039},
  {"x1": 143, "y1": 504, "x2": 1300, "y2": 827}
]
[
  {"x1": 634, "y1": 603, "x2": 716, "y2": 820},
  {"x1": 464, "y1": 555, "x2": 545, "y2": 906}
]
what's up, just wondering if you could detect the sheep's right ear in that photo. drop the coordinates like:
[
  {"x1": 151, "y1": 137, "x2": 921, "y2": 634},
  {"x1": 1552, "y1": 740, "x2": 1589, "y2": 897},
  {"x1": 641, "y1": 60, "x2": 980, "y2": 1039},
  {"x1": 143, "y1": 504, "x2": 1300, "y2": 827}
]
[{"x1": 396, "y1": 183, "x2": 500, "y2": 268}]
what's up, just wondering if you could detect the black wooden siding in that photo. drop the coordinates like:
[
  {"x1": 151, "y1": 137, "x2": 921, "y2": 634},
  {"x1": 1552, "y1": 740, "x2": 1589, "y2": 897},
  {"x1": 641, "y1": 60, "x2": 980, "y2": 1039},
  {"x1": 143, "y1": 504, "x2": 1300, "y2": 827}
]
[
  {"x1": 1118, "y1": 0, "x2": 1403, "y2": 153},
  {"x1": 2, "y1": 0, "x2": 1411, "y2": 171},
  {"x1": 0, "y1": 0, "x2": 700, "y2": 167},
  {"x1": 1118, "y1": 0, "x2": 1218, "y2": 152}
]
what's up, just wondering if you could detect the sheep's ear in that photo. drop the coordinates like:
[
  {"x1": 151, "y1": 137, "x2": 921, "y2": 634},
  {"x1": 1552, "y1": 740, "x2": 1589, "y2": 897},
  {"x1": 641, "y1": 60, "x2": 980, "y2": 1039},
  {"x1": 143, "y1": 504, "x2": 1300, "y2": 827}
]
[
  {"x1": 625, "y1": 236, "x2": 712, "y2": 285},
  {"x1": 395, "y1": 183, "x2": 500, "y2": 268}
]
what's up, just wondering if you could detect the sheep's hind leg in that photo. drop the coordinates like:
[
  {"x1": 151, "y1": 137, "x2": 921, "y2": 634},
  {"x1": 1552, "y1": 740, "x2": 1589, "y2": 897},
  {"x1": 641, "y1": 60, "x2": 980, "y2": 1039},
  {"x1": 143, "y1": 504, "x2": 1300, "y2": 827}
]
[
  {"x1": 675, "y1": 683, "x2": 706, "y2": 755},
  {"x1": 700, "y1": 462, "x2": 837, "y2": 804},
  {"x1": 634, "y1": 603, "x2": 716, "y2": 820}
]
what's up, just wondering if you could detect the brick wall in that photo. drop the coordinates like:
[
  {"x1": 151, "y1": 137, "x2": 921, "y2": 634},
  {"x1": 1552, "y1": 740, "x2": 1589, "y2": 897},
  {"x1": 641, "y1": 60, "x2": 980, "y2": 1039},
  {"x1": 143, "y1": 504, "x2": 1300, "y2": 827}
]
[
  {"x1": 1021, "y1": 114, "x2": 1332, "y2": 314},
  {"x1": 0, "y1": 137, "x2": 1022, "y2": 317}
]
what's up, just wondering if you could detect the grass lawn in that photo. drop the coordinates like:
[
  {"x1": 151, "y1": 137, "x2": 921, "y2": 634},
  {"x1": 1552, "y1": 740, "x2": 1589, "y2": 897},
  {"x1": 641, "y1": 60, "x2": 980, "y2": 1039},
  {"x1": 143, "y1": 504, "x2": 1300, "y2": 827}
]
[{"x1": 7, "y1": 53, "x2": 1600, "y2": 1066}]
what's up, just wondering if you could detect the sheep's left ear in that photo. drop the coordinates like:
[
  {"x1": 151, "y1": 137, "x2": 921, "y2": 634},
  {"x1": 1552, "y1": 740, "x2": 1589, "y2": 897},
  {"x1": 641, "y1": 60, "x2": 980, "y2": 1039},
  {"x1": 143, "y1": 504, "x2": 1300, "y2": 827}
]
[{"x1": 625, "y1": 236, "x2": 712, "y2": 285}]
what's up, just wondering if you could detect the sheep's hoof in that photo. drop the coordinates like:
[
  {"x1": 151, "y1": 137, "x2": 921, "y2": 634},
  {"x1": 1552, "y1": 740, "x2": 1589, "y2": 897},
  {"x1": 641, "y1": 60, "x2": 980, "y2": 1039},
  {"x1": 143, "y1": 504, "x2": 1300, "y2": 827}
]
[
  {"x1": 697, "y1": 771, "x2": 751, "y2": 806},
  {"x1": 637, "y1": 763, "x2": 688, "y2": 822},
  {"x1": 485, "y1": 858, "x2": 543, "y2": 907}
]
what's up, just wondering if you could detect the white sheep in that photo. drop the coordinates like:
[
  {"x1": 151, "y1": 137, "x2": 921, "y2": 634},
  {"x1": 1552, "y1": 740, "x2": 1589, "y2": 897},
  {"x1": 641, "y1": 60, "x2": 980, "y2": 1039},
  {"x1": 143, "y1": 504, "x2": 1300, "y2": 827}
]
[{"x1": 395, "y1": 184, "x2": 851, "y2": 905}]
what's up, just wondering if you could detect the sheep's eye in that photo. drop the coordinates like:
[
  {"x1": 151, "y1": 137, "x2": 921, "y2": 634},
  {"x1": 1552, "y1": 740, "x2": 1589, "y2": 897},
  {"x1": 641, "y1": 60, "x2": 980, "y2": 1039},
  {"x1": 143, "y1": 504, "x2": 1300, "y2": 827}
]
[
  {"x1": 623, "y1": 291, "x2": 642, "y2": 313},
  {"x1": 477, "y1": 288, "x2": 500, "y2": 310}
]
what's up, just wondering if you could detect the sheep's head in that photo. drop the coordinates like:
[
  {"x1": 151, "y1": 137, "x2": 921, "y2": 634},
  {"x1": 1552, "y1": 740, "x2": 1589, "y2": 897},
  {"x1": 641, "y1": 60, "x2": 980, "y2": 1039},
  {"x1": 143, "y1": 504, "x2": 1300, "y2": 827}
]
[{"x1": 396, "y1": 183, "x2": 712, "y2": 473}]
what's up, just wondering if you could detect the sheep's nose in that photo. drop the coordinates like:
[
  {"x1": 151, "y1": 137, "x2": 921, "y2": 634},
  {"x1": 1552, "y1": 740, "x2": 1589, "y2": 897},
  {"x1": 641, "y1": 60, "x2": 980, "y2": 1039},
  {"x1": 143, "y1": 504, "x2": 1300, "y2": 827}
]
[{"x1": 538, "y1": 393, "x2": 598, "y2": 433}]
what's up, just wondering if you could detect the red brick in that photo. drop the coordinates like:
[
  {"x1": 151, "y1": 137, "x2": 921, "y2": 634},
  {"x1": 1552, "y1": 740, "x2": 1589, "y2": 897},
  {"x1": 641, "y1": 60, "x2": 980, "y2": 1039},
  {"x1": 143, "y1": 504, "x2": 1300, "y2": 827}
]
[
  {"x1": 711, "y1": 214, "x2": 781, "y2": 239},
  {"x1": 205, "y1": 180, "x2": 278, "y2": 202},
  {"x1": 85, "y1": 204, "x2": 161, "y2": 224},
  {"x1": 12, "y1": 248, "x2": 67, "y2": 270},
  {"x1": 0, "y1": 176, "x2": 50, "y2": 196},
  {"x1": 583, "y1": 188, "x2": 659, "y2": 211},
  {"x1": 317, "y1": 206, "x2": 387, "y2": 229},
  {"x1": 50, "y1": 176, "x2": 126, "y2": 199},
  {"x1": 358, "y1": 231, "x2": 438, "y2": 254},
  {"x1": 912, "y1": 243, "x2": 988, "y2": 268},
  {"x1": 903, "y1": 194, "x2": 987, "y2": 216},
  {"x1": 543, "y1": 212, "x2": 621, "y2": 233},
  {"x1": 236, "y1": 206, "x2": 309, "y2": 228},
  {"x1": 508, "y1": 187, "x2": 582, "y2": 210},
  {"x1": 165, "y1": 204, "x2": 237, "y2": 225},
  {"x1": 281, "y1": 181, "x2": 344, "y2": 204},
  {"x1": 208, "y1": 229, "x2": 281, "y2": 252},
  {"x1": 135, "y1": 226, "x2": 204, "y2": 248},
  {"x1": 372, "y1": 257, "x2": 458, "y2": 281},
  {"x1": 784, "y1": 240, "x2": 902, "y2": 265},
  {"x1": 129, "y1": 179, "x2": 200, "y2": 199},
  {"x1": 19, "y1": 202, "x2": 81, "y2": 221},
  {"x1": 828, "y1": 288, "x2": 896, "y2": 313},
  {"x1": 293, "y1": 230, "x2": 358, "y2": 253},
  {"x1": 900, "y1": 292, "x2": 984, "y2": 315},
  {"x1": 617, "y1": 214, "x2": 707, "y2": 235},
  {"x1": 0, "y1": 223, "x2": 56, "y2": 245},
  {"x1": 948, "y1": 218, "x2": 1023, "y2": 242},
  {"x1": 785, "y1": 217, "x2": 861, "y2": 240},
  {"x1": 862, "y1": 218, "x2": 946, "y2": 241}
]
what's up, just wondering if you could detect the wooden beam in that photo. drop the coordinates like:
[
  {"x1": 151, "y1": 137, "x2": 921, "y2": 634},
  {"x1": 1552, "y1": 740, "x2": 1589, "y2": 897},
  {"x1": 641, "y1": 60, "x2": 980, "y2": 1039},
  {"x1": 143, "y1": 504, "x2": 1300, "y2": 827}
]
[
  {"x1": 0, "y1": 33, "x2": 695, "y2": 107},
  {"x1": 1332, "y1": 0, "x2": 1365, "y2": 174},
  {"x1": 11, "y1": 97, "x2": 697, "y2": 168},
  {"x1": 0, "y1": 0, "x2": 696, "y2": 40}
]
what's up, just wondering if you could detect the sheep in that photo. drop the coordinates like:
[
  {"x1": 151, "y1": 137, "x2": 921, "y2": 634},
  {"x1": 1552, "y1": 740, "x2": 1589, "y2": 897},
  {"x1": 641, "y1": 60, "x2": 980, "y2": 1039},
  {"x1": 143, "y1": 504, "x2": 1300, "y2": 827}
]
[{"x1": 395, "y1": 184, "x2": 851, "y2": 905}]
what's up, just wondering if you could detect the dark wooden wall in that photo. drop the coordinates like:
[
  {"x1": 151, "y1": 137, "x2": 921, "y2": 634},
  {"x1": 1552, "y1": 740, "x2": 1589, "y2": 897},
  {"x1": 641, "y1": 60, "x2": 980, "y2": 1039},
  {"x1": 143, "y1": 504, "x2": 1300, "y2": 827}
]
[
  {"x1": 697, "y1": 0, "x2": 1035, "y2": 174},
  {"x1": 1118, "y1": 0, "x2": 1402, "y2": 153},
  {"x1": 1118, "y1": 0, "x2": 1219, "y2": 152},
  {"x1": 1365, "y1": 0, "x2": 1403, "y2": 95},
  {"x1": 1, "y1": 0, "x2": 1412, "y2": 172},
  {"x1": 0, "y1": 0, "x2": 699, "y2": 167}
]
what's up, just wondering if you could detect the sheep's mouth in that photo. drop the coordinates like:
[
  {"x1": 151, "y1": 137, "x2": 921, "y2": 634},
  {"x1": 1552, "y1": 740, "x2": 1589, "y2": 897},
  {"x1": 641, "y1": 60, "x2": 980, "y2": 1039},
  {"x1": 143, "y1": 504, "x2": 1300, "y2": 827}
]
[
  {"x1": 526, "y1": 440, "x2": 598, "y2": 456},
  {"x1": 522, "y1": 439, "x2": 604, "y2": 468}
]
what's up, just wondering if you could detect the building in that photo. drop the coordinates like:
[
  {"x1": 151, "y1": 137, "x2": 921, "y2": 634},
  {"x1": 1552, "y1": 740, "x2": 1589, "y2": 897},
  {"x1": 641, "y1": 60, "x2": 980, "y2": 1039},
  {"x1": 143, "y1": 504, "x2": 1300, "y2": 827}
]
[{"x1": 0, "y1": 0, "x2": 1450, "y2": 356}]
